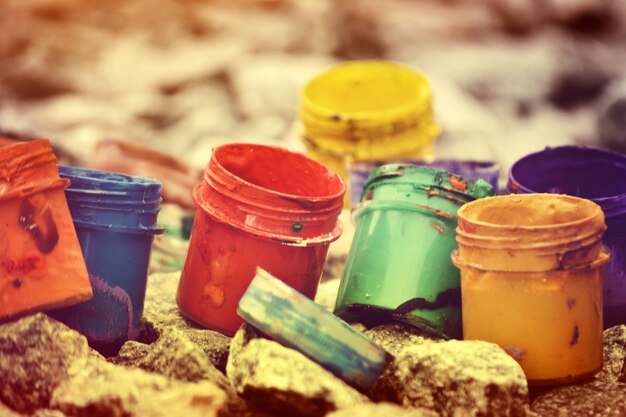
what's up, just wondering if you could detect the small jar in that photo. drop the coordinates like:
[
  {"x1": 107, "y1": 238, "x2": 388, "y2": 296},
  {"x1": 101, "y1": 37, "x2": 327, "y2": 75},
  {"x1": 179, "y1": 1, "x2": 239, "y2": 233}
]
[
  {"x1": 0, "y1": 140, "x2": 92, "y2": 320},
  {"x1": 50, "y1": 167, "x2": 163, "y2": 355},
  {"x1": 299, "y1": 61, "x2": 440, "y2": 206},
  {"x1": 453, "y1": 194, "x2": 609, "y2": 385},
  {"x1": 334, "y1": 164, "x2": 494, "y2": 339},
  {"x1": 177, "y1": 143, "x2": 345, "y2": 336}
]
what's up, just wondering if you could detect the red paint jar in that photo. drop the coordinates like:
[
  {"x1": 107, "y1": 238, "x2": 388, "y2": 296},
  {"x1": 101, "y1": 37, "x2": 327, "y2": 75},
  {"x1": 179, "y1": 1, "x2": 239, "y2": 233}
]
[{"x1": 177, "y1": 143, "x2": 345, "y2": 335}]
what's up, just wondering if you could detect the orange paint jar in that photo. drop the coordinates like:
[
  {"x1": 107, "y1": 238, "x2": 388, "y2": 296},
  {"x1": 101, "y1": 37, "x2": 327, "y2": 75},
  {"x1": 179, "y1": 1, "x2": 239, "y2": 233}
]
[
  {"x1": 453, "y1": 194, "x2": 609, "y2": 385},
  {"x1": 0, "y1": 139, "x2": 92, "y2": 320},
  {"x1": 177, "y1": 143, "x2": 345, "y2": 336}
]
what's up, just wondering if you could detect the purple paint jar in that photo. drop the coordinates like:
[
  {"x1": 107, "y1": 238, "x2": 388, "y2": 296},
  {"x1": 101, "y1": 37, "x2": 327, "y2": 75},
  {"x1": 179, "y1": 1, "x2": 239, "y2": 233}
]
[
  {"x1": 348, "y1": 159, "x2": 500, "y2": 207},
  {"x1": 508, "y1": 146, "x2": 626, "y2": 328}
]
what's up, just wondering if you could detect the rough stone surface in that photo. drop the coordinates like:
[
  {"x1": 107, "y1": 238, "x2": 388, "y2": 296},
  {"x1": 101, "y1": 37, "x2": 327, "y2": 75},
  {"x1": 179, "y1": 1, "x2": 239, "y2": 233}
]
[
  {"x1": 0, "y1": 314, "x2": 92, "y2": 414},
  {"x1": 111, "y1": 326, "x2": 266, "y2": 417},
  {"x1": 326, "y1": 403, "x2": 438, "y2": 417},
  {"x1": 372, "y1": 340, "x2": 530, "y2": 417},
  {"x1": 111, "y1": 327, "x2": 229, "y2": 389},
  {"x1": 596, "y1": 325, "x2": 626, "y2": 383},
  {"x1": 141, "y1": 272, "x2": 231, "y2": 372},
  {"x1": 51, "y1": 358, "x2": 226, "y2": 417},
  {"x1": 227, "y1": 324, "x2": 368, "y2": 417},
  {"x1": 531, "y1": 380, "x2": 626, "y2": 417},
  {"x1": 365, "y1": 323, "x2": 442, "y2": 357}
]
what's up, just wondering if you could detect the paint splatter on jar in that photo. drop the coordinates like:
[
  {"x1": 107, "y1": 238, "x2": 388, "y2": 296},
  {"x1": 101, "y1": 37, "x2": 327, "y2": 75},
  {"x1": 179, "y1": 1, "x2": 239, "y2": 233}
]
[
  {"x1": 0, "y1": 139, "x2": 92, "y2": 321},
  {"x1": 334, "y1": 164, "x2": 494, "y2": 339},
  {"x1": 177, "y1": 143, "x2": 345, "y2": 336},
  {"x1": 453, "y1": 194, "x2": 609, "y2": 385}
]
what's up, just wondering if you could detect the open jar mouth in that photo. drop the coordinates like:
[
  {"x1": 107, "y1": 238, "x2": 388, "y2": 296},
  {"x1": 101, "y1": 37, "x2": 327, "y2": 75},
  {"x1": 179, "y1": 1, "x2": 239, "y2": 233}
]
[
  {"x1": 457, "y1": 194, "x2": 605, "y2": 232},
  {"x1": 211, "y1": 143, "x2": 346, "y2": 202},
  {"x1": 300, "y1": 60, "x2": 434, "y2": 125},
  {"x1": 197, "y1": 143, "x2": 346, "y2": 246},
  {"x1": 509, "y1": 145, "x2": 626, "y2": 200}
]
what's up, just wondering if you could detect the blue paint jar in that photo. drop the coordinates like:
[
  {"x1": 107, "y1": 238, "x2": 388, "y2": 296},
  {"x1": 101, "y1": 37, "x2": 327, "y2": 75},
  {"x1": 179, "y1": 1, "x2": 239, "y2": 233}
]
[{"x1": 49, "y1": 166, "x2": 163, "y2": 354}]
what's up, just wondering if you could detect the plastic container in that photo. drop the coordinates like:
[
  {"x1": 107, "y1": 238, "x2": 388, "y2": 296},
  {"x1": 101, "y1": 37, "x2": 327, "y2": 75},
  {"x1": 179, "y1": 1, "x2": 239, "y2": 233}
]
[
  {"x1": 0, "y1": 140, "x2": 92, "y2": 320},
  {"x1": 49, "y1": 167, "x2": 163, "y2": 354},
  {"x1": 334, "y1": 164, "x2": 494, "y2": 339},
  {"x1": 238, "y1": 268, "x2": 391, "y2": 390},
  {"x1": 508, "y1": 146, "x2": 626, "y2": 328},
  {"x1": 349, "y1": 159, "x2": 500, "y2": 207},
  {"x1": 299, "y1": 61, "x2": 440, "y2": 205},
  {"x1": 177, "y1": 143, "x2": 346, "y2": 336},
  {"x1": 453, "y1": 194, "x2": 609, "y2": 385}
]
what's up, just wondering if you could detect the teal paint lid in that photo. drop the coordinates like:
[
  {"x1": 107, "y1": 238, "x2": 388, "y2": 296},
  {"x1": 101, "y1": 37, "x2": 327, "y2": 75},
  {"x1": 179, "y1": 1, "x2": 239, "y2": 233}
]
[{"x1": 237, "y1": 268, "x2": 392, "y2": 391}]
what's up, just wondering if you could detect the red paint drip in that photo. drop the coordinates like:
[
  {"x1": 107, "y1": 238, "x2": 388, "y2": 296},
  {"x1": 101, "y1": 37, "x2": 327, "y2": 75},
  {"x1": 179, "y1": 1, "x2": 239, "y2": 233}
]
[{"x1": 449, "y1": 175, "x2": 467, "y2": 191}]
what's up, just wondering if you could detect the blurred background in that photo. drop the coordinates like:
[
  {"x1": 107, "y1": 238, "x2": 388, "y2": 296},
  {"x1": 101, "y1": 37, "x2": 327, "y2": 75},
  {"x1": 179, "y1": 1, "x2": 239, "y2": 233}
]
[{"x1": 1, "y1": 0, "x2": 626, "y2": 202}]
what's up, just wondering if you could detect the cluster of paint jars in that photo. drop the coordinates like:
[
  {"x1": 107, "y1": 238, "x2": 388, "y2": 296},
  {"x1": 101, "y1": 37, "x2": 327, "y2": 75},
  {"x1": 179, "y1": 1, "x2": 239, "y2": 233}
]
[
  {"x1": 2, "y1": 60, "x2": 625, "y2": 391},
  {"x1": 0, "y1": 139, "x2": 163, "y2": 355}
]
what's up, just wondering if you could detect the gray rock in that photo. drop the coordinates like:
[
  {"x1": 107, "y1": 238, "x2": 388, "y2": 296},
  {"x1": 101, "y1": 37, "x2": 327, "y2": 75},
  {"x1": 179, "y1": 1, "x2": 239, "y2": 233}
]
[
  {"x1": 111, "y1": 326, "x2": 266, "y2": 417},
  {"x1": 531, "y1": 380, "x2": 626, "y2": 417},
  {"x1": 141, "y1": 272, "x2": 231, "y2": 372},
  {"x1": 597, "y1": 325, "x2": 626, "y2": 383},
  {"x1": 142, "y1": 272, "x2": 199, "y2": 331},
  {"x1": 326, "y1": 403, "x2": 438, "y2": 417},
  {"x1": 0, "y1": 314, "x2": 92, "y2": 414},
  {"x1": 365, "y1": 323, "x2": 441, "y2": 357},
  {"x1": 111, "y1": 327, "x2": 229, "y2": 389},
  {"x1": 372, "y1": 340, "x2": 530, "y2": 417},
  {"x1": 51, "y1": 358, "x2": 226, "y2": 417},
  {"x1": 226, "y1": 324, "x2": 368, "y2": 417}
]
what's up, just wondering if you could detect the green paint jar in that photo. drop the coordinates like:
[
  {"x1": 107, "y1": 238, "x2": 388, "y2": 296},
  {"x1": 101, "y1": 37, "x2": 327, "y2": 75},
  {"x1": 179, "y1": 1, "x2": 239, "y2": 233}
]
[{"x1": 334, "y1": 164, "x2": 493, "y2": 339}]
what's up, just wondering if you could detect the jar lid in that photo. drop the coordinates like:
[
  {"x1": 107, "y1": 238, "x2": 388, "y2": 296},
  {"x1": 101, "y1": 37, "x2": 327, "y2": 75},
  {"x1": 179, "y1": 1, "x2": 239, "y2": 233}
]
[
  {"x1": 300, "y1": 61, "x2": 439, "y2": 142},
  {"x1": 237, "y1": 268, "x2": 392, "y2": 391}
]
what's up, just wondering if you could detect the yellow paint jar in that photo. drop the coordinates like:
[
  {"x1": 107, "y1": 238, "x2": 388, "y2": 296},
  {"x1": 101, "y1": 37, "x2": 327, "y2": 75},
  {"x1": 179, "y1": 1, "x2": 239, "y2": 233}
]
[
  {"x1": 452, "y1": 194, "x2": 610, "y2": 385},
  {"x1": 299, "y1": 61, "x2": 440, "y2": 205}
]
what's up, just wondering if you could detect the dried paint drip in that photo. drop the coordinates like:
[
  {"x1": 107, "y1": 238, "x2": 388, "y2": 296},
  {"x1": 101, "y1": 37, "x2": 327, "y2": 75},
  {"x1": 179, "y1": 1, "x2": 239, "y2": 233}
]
[
  {"x1": 394, "y1": 287, "x2": 462, "y2": 313},
  {"x1": 335, "y1": 164, "x2": 493, "y2": 339},
  {"x1": 453, "y1": 193, "x2": 609, "y2": 385},
  {"x1": 18, "y1": 198, "x2": 59, "y2": 254},
  {"x1": 50, "y1": 166, "x2": 162, "y2": 354},
  {"x1": 177, "y1": 143, "x2": 345, "y2": 336}
]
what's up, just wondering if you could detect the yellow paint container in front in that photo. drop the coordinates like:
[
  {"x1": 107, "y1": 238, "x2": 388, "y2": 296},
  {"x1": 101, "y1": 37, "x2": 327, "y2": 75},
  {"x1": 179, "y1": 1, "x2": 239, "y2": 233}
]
[{"x1": 453, "y1": 194, "x2": 610, "y2": 385}]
